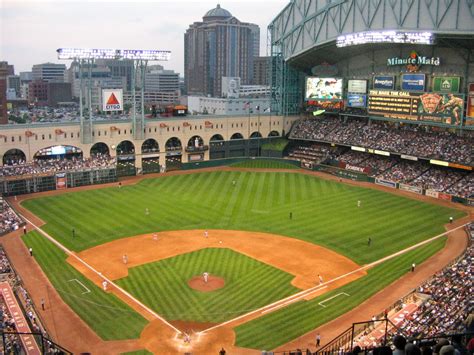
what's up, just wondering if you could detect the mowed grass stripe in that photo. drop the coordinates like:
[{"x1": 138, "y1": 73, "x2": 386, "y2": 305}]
[
  {"x1": 235, "y1": 237, "x2": 447, "y2": 349},
  {"x1": 229, "y1": 159, "x2": 299, "y2": 169}
]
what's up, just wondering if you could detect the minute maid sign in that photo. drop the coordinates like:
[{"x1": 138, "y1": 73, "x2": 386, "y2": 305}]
[
  {"x1": 102, "y1": 89, "x2": 123, "y2": 111},
  {"x1": 387, "y1": 51, "x2": 440, "y2": 72}
]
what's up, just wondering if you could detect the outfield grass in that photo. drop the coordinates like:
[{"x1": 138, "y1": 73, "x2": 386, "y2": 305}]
[
  {"x1": 22, "y1": 231, "x2": 148, "y2": 340},
  {"x1": 229, "y1": 159, "x2": 299, "y2": 169},
  {"x1": 116, "y1": 248, "x2": 299, "y2": 323},
  {"x1": 22, "y1": 171, "x2": 464, "y2": 266},
  {"x1": 235, "y1": 237, "x2": 447, "y2": 350}
]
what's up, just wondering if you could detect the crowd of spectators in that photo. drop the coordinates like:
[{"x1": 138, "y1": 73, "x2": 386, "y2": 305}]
[
  {"x1": 290, "y1": 117, "x2": 473, "y2": 165},
  {"x1": 287, "y1": 143, "x2": 338, "y2": 164},
  {"x1": 0, "y1": 153, "x2": 116, "y2": 178},
  {"x1": 0, "y1": 199, "x2": 23, "y2": 235},
  {"x1": 411, "y1": 169, "x2": 467, "y2": 193}
]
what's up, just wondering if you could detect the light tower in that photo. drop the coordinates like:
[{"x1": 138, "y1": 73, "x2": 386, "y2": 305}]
[{"x1": 57, "y1": 48, "x2": 171, "y2": 143}]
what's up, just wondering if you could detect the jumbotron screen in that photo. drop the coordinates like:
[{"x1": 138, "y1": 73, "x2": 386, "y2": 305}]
[{"x1": 305, "y1": 77, "x2": 343, "y2": 101}]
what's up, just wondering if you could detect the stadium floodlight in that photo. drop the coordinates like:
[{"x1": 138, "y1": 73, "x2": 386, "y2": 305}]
[
  {"x1": 57, "y1": 48, "x2": 171, "y2": 61},
  {"x1": 336, "y1": 31, "x2": 434, "y2": 47}
]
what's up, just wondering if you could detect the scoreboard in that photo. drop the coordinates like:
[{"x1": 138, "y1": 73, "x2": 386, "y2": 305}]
[{"x1": 368, "y1": 90, "x2": 464, "y2": 126}]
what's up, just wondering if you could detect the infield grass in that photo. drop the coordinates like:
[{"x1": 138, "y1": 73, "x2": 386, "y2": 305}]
[{"x1": 116, "y1": 248, "x2": 299, "y2": 323}]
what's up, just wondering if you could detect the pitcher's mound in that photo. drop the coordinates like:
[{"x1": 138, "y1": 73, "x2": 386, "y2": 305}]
[{"x1": 188, "y1": 275, "x2": 225, "y2": 292}]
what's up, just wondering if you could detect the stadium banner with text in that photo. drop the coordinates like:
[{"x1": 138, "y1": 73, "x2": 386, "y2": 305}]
[
  {"x1": 307, "y1": 100, "x2": 343, "y2": 112},
  {"x1": 338, "y1": 161, "x2": 370, "y2": 174},
  {"x1": 401, "y1": 74, "x2": 425, "y2": 91},
  {"x1": 433, "y1": 77, "x2": 460, "y2": 93},
  {"x1": 188, "y1": 153, "x2": 204, "y2": 162},
  {"x1": 305, "y1": 77, "x2": 343, "y2": 101},
  {"x1": 399, "y1": 183, "x2": 422, "y2": 195},
  {"x1": 301, "y1": 161, "x2": 314, "y2": 170},
  {"x1": 368, "y1": 90, "x2": 464, "y2": 126},
  {"x1": 425, "y1": 189, "x2": 439, "y2": 198},
  {"x1": 401, "y1": 154, "x2": 418, "y2": 161},
  {"x1": 373, "y1": 76, "x2": 395, "y2": 90},
  {"x1": 375, "y1": 178, "x2": 397, "y2": 188},
  {"x1": 102, "y1": 89, "x2": 123, "y2": 111},
  {"x1": 348, "y1": 80, "x2": 367, "y2": 93},
  {"x1": 438, "y1": 192, "x2": 452, "y2": 201},
  {"x1": 55, "y1": 173, "x2": 67, "y2": 190},
  {"x1": 347, "y1": 94, "x2": 367, "y2": 108}
]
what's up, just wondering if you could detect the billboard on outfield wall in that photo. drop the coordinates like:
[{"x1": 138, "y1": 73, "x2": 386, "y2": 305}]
[
  {"x1": 368, "y1": 90, "x2": 464, "y2": 126},
  {"x1": 399, "y1": 183, "x2": 422, "y2": 194},
  {"x1": 305, "y1": 77, "x2": 343, "y2": 100},
  {"x1": 375, "y1": 178, "x2": 397, "y2": 188},
  {"x1": 425, "y1": 189, "x2": 439, "y2": 198},
  {"x1": 102, "y1": 89, "x2": 123, "y2": 111},
  {"x1": 347, "y1": 94, "x2": 367, "y2": 107},
  {"x1": 373, "y1": 76, "x2": 395, "y2": 90},
  {"x1": 467, "y1": 83, "x2": 474, "y2": 122}
]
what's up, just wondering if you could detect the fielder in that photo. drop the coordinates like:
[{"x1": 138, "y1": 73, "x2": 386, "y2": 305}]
[
  {"x1": 204, "y1": 230, "x2": 208, "y2": 238},
  {"x1": 102, "y1": 280, "x2": 108, "y2": 291},
  {"x1": 357, "y1": 200, "x2": 361, "y2": 208},
  {"x1": 123, "y1": 254, "x2": 128, "y2": 264},
  {"x1": 318, "y1": 274, "x2": 324, "y2": 285},
  {"x1": 203, "y1": 272, "x2": 209, "y2": 283}
]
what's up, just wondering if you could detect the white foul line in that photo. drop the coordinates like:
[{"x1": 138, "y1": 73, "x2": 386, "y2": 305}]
[
  {"x1": 67, "y1": 278, "x2": 91, "y2": 294},
  {"x1": 200, "y1": 222, "x2": 471, "y2": 334},
  {"x1": 318, "y1": 292, "x2": 350, "y2": 308},
  {"x1": 20, "y1": 214, "x2": 182, "y2": 335}
]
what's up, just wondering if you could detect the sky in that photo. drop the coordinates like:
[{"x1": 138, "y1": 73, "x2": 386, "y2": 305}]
[{"x1": 0, "y1": 0, "x2": 289, "y2": 75}]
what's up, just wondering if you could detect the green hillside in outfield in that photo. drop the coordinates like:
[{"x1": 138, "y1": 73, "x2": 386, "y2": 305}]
[
  {"x1": 229, "y1": 159, "x2": 299, "y2": 169},
  {"x1": 116, "y1": 248, "x2": 299, "y2": 323},
  {"x1": 22, "y1": 171, "x2": 464, "y2": 265},
  {"x1": 235, "y1": 237, "x2": 447, "y2": 350},
  {"x1": 22, "y1": 231, "x2": 147, "y2": 340}
]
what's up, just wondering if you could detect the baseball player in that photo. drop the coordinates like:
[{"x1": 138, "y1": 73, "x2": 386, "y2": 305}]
[
  {"x1": 145, "y1": 208, "x2": 149, "y2": 215},
  {"x1": 102, "y1": 280, "x2": 108, "y2": 291},
  {"x1": 318, "y1": 274, "x2": 324, "y2": 285},
  {"x1": 153, "y1": 233, "x2": 158, "y2": 241},
  {"x1": 123, "y1": 254, "x2": 128, "y2": 264},
  {"x1": 357, "y1": 200, "x2": 361, "y2": 208},
  {"x1": 203, "y1": 272, "x2": 209, "y2": 283},
  {"x1": 204, "y1": 230, "x2": 208, "y2": 238}
]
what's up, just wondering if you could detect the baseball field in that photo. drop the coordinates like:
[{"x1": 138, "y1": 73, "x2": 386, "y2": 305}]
[{"x1": 17, "y1": 162, "x2": 466, "y2": 353}]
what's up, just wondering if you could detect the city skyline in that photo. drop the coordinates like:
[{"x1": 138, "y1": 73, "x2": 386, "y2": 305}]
[{"x1": 0, "y1": 0, "x2": 288, "y2": 75}]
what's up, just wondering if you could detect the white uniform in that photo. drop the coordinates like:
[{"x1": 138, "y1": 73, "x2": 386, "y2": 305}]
[
  {"x1": 204, "y1": 230, "x2": 208, "y2": 238},
  {"x1": 318, "y1": 274, "x2": 324, "y2": 284},
  {"x1": 102, "y1": 280, "x2": 108, "y2": 291},
  {"x1": 357, "y1": 200, "x2": 361, "y2": 207},
  {"x1": 203, "y1": 272, "x2": 209, "y2": 283},
  {"x1": 123, "y1": 254, "x2": 128, "y2": 264}
]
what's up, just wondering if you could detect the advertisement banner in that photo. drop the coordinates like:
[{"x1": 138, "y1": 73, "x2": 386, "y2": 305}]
[
  {"x1": 375, "y1": 178, "x2": 397, "y2": 188},
  {"x1": 102, "y1": 89, "x2": 124, "y2": 111},
  {"x1": 348, "y1": 80, "x2": 367, "y2": 93},
  {"x1": 347, "y1": 94, "x2": 367, "y2": 108},
  {"x1": 55, "y1": 173, "x2": 67, "y2": 190},
  {"x1": 425, "y1": 189, "x2": 439, "y2": 198},
  {"x1": 401, "y1": 154, "x2": 418, "y2": 161},
  {"x1": 368, "y1": 90, "x2": 464, "y2": 126},
  {"x1": 433, "y1": 77, "x2": 460, "y2": 93},
  {"x1": 338, "y1": 161, "x2": 370, "y2": 174},
  {"x1": 373, "y1": 76, "x2": 395, "y2": 90},
  {"x1": 438, "y1": 192, "x2": 452, "y2": 201},
  {"x1": 305, "y1": 77, "x2": 343, "y2": 100},
  {"x1": 401, "y1": 74, "x2": 425, "y2": 91},
  {"x1": 467, "y1": 83, "x2": 474, "y2": 119},
  {"x1": 301, "y1": 161, "x2": 313, "y2": 170},
  {"x1": 307, "y1": 100, "x2": 343, "y2": 112},
  {"x1": 399, "y1": 183, "x2": 422, "y2": 194}
]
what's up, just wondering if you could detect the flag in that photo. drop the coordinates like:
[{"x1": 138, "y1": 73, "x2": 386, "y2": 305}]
[
  {"x1": 159, "y1": 123, "x2": 168, "y2": 128},
  {"x1": 55, "y1": 129, "x2": 64, "y2": 135},
  {"x1": 25, "y1": 131, "x2": 34, "y2": 137},
  {"x1": 205, "y1": 121, "x2": 213, "y2": 128},
  {"x1": 183, "y1": 122, "x2": 191, "y2": 127},
  {"x1": 110, "y1": 126, "x2": 119, "y2": 131},
  {"x1": 264, "y1": 107, "x2": 271, "y2": 113},
  {"x1": 244, "y1": 102, "x2": 250, "y2": 109},
  {"x1": 255, "y1": 105, "x2": 260, "y2": 111}
]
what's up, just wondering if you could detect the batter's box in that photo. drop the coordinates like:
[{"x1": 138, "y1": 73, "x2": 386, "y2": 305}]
[
  {"x1": 318, "y1": 292, "x2": 350, "y2": 308},
  {"x1": 67, "y1": 278, "x2": 91, "y2": 295}
]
